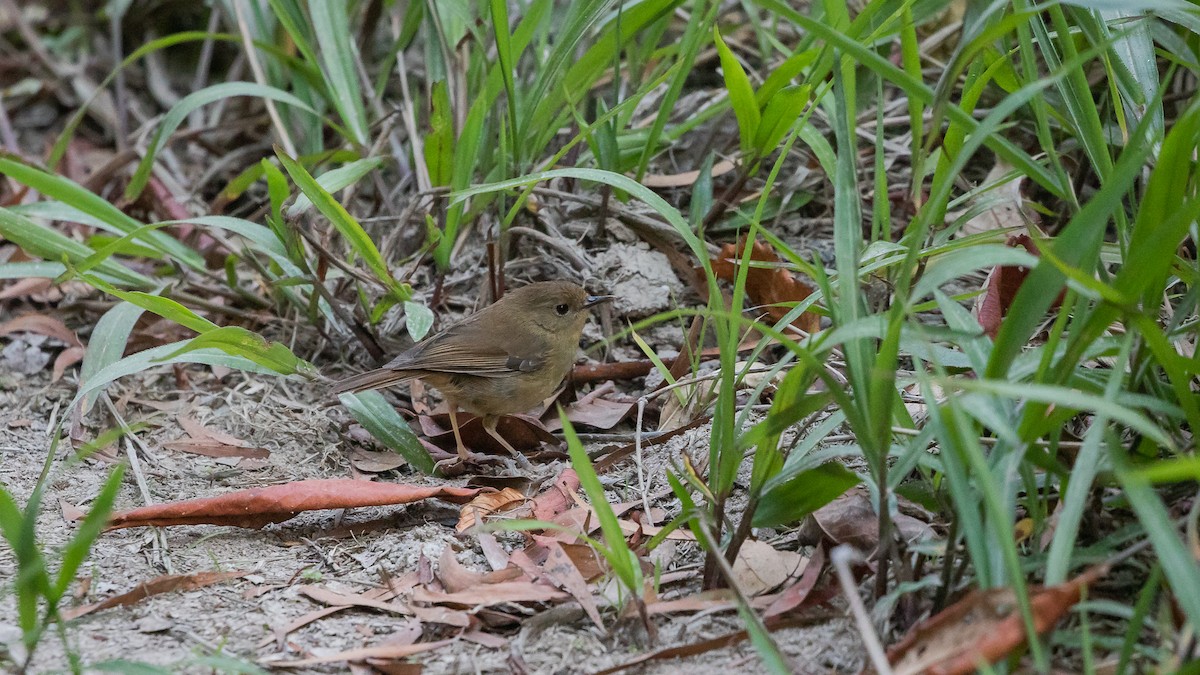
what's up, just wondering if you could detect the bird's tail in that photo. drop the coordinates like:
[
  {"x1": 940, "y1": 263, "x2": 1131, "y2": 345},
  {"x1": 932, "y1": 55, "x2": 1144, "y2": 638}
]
[{"x1": 329, "y1": 368, "x2": 418, "y2": 396}]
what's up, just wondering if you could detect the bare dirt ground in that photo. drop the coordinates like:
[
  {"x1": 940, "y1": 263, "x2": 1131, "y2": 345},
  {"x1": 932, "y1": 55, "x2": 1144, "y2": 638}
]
[{"x1": 0, "y1": 317, "x2": 866, "y2": 673}]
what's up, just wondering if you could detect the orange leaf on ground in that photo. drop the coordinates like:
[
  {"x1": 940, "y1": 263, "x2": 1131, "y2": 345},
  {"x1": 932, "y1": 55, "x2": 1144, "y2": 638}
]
[
  {"x1": 61, "y1": 571, "x2": 249, "y2": 619},
  {"x1": 888, "y1": 565, "x2": 1109, "y2": 675},
  {"x1": 456, "y1": 487, "x2": 526, "y2": 532},
  {"x1": 106, "y1": 479, "x2": 483, "y2": 530},
  {"x1": 710, "y1": 237, "x2": 820, "y2": 335}
]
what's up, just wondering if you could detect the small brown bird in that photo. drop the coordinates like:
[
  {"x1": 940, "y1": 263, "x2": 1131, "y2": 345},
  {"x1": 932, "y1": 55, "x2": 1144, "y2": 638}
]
[{"x1": 332, "y1": 281, "x2": 612, "y2": 465}]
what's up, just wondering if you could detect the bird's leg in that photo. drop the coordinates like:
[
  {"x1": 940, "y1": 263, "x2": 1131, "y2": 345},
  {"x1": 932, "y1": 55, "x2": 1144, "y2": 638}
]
[
  {"x1": 448, "y1": 406, "x2": 469, "y2": 460},
  {"x1": 483, "y1": 417, "x2": 533, "y2": 468}
]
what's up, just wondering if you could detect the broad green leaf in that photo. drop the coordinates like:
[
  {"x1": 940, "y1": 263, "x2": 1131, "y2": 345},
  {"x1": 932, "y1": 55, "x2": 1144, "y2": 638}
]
[
  {"x1": 404, "y1": 301, "x2": 435, "y2": 341},
  {"x1": 339, "y1": 391, "x2": 435, "y2": 475},
  {"x1": 753, "y1": 462, "x2": 860, "y2": 527}
]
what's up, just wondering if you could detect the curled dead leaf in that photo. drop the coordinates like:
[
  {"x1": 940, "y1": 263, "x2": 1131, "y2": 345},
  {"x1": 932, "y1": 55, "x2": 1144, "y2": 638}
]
[{"x1": 456, "y1": 487, "x2": 526, "y2": 532}]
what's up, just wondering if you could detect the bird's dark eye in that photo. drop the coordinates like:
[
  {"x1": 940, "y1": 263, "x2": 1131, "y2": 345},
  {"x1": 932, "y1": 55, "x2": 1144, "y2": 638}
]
[{"x1": 555, "y1": 303, "x2": 570, "y2": 316}]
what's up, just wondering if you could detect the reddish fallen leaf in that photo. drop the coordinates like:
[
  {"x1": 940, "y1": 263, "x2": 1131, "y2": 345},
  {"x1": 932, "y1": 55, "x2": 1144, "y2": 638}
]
[
  {"x1": 460, "y1": 629, "x2": 508, "y2": 649},
  {"x1": 0, "y1": 314, "x2": 84, "y2": 347},
  {"x1": 975, "y1": 234, "x2": 1064, "y2": 339},
  {"x1": 764, "y1": 543, "x2": 826, "y2": 619},
  {"x1": 545, "y1": 397, "x2": 635, "y2": 431},
  {"x1": 59, "y1": 498, "x2": 85, "y2": 522},
  {"x1": 106, "y1": 479, "x2": 483, "y2": 530},
  {"x1": 645, "y1": 589, "x2": 740, "y2": 615},
  {"x1": 529, "y1": 536, "x2": 605, "y2": 582},
  {"x1": 456, "y1": 487, "x2": 526, "y2": 532},
  {"x1": 177, "y1": 415, "x2": 252, "y2": 447},
  {"x1": 710, "y1": 237, "x2": 820, "y2": 335},
  {"x1": 805, "y1": 489, "x2": 935, "y2": 553},
  {"x1": 419, "y1": 412, "x2": 558, "y2": 455},
  {"x1": 527, "y1": 469, "x2": 582, "y2": 522},
  {"x1": 162, "y1": 439, "x2": 271, "y2": 460},
  {"x1": 365, "y1": 659, "x2": 425, "y2": 675},
  {"x1": 411, "y1": 581, "x2": 568, "y2": 606},
  {"x1": 265, "y1": 639, "x2": 453, "y2": 668},
  {"x1": 476, "y1": 532, "x2": 511, "y2": 571},
  {"x1": 299, "y1": 585, "x2": 410, "y2": 616},
  {"x1": 538, "y1": 539, "x2": 603, "y2": 628},
  {"x1": 436, "y1": 546, "x2": 488, "y2": 593},
  {"x1": 888, "y1": 565, "x2": 1109, "y2": 675},
  {"x1": 61, "y1": 571, "x2": 249, "y2": 620},
  {"x1": 51, "y1": 346, "x2": 85, "y2": 382}
]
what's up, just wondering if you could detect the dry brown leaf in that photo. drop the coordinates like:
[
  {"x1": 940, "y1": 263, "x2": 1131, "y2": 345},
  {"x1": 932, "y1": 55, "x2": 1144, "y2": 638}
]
[
  {"x1": 298, "y1": 585, "x2": 410, "y2": 616},
  {"x1": 105, "y1": 479, "x2": 483, "y2": 530},
  {"x1": 411, "y1": 581, "x2": 568, "y2": 607},
  {"x1": 640, "y1": 158, "x2": 738, "y2": 188},
  {"x1": 731, "y1": 539, "x2": 807, "y2": 597},
  {"x1": 177, "y1": 415, "x2": 252, "y2": 447},
  {"x1": 58, "y1": 498, "x2": 85, "y2": 522},
  {"x1": 51, "y1": 346, "x2": 85, "y2": 382},
  {"x1": 162, "y1": 439, "x2": 271, "y2": 460},
  {"x1": 436, "y1": 546, "x2": 487, "y2": 593},
  {"x1": 349, "y1": 448, "x2": 408, "y2": 473},
  {"x1": 456, "y1": 487, "x2": 526, "y2": 532},
  {"x1": 476, "y1": 532, "x2": 511, "y2": 571},
  {"x1": 710, "y1": 237, "x2": 820, "y2": 335},
  {"x1": 763, "y1": 543, "x2": 826, "y2": 619},
  {"x1": 0, "y1": 315, "x2": 84, "y2": 347},
  {"x1": 807, "y1": 489, "x2": 935, "y2": 552},
  {"x1": 419, "y1": 412, "x2": 557, "y2": 455},
  {"x1": 888, "y1": 565, "x2": 1109, "y2": 675},
  {"x1": 538, "y1": 540, "x2": 602, "y2": 628},
  {"x1": 61, "y1": 571, "x2": 249, "y2": 620},
  {"x1": 974, "y1": 234, "x2": 1063, "y2": 339},
  {"x1": 547, "y1": 396, "x2": 635, "y2": 431}
]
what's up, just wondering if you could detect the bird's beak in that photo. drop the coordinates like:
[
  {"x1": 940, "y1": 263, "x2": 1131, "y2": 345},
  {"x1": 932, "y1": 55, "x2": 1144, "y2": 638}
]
[{"x1": 584, "y1": 294, "x2": 615, "y2": 308}]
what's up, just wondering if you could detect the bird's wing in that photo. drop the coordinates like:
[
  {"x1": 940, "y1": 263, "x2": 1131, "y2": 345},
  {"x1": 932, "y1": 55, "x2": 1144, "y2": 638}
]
[{"x1": 384, "y1": 321, "x2": 547, "y2": 377}]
